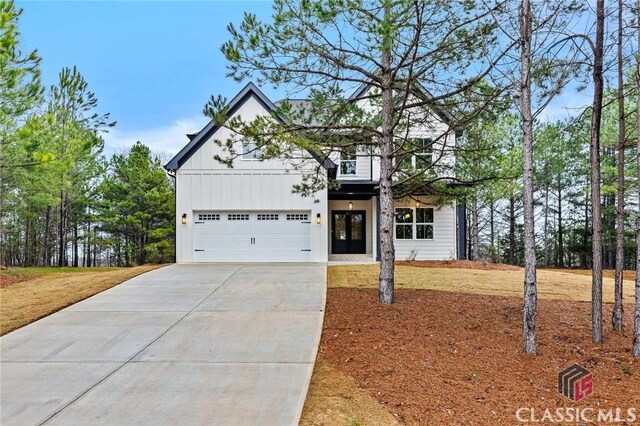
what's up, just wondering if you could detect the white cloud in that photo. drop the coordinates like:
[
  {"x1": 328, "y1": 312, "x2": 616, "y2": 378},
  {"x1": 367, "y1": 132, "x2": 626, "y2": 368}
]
[{"x1": 102, "y1": 116, "x2": 209, "y2": 158}]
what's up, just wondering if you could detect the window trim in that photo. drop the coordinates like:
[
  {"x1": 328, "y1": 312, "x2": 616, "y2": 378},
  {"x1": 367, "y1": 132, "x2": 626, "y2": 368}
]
[
  {"x1": 394, "y1": 206, "x2": 434, "y2": 240},
  {"x1": 397, "y1": 138, "x2": 434, "y2": 170},
  {"x1": 338, "y1": 149, "x2": 357, "y2": 175},
  {"x1": 415, "y1": 207, "x2": 434, "y2": 240},
  {"x1": 414, "y1": 138, "x2": 433, "y2": 169},
  {"x1": 394, "y1": 207, "x2": 414, "y2": 240}
]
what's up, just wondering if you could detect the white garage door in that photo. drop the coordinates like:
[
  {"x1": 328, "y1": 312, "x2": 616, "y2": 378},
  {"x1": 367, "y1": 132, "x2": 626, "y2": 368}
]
[{"x1": 193, "y1": 211, "x2": 312, "y2": 262}]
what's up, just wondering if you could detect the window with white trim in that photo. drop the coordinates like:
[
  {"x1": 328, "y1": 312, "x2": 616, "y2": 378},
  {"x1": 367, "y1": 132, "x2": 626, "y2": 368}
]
[
  {"x1": 339, "y1": 147, "x2": 357, "y2": 175},
  {"x1": 415, "y1": 207, "x2": 434, "y2": 239},
  {"x1": 395, "y1": 208, "x2": 413, "y2": 239},
  {"x1": 415, "y1": 138, "x2": 433, "y2": 169},
  {"x1": 397, "y1": 138, "x2": 433, "y2": 170},
  {"x1": 394, "y1": 207, "x2": 434, "y2": 240},
  {"x1": 286, "y1": 213, "x2": 309, "y2": 221},
  {"x1": 242, "y1": 140, "x2": 261, "y2": 160},
  {"x1": 228, "y1": 213, "x2": 250, "y2": 221}
]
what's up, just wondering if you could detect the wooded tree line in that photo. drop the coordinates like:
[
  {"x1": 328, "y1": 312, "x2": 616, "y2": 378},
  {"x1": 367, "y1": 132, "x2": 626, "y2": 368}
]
[
  {"x1": 0, "y1": 1, "x2": 174, "y2": 267},
  {"x1": 460, "y1": 105, "x2": 638, "y2": 270}
]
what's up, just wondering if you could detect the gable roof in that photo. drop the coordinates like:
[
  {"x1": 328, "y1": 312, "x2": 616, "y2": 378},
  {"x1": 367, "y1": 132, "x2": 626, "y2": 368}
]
[
  {"x1": 274, "y1": 81, "x2": 460, "y2": 134},
  {"x1": 165, "y1": 82, "x2": 336, "y2": 171},
  {"x1": 165, "y1": 82, "x2": 275, "y2": 171},
  {"x1": 348, "y1": 81, "x2": 459, "y2": 131}
]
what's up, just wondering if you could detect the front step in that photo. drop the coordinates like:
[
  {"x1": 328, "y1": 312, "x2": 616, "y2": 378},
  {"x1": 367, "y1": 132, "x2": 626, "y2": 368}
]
[{"x1": 328, "y1": 254, "x2": 376, "y2": 262}]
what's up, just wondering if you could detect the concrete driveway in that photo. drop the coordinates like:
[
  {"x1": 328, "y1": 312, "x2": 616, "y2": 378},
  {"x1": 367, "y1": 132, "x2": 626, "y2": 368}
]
[{"x1": 1, "y1": 263, "x2": 326, "y2": 426}]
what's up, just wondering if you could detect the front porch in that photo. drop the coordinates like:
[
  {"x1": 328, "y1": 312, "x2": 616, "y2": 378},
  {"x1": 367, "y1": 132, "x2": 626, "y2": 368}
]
[
  {"x1": 328, "y1": 181, "x2": 379, "y2": 262},
  {"x1": 328, "y1": 198, "x2": 378, "y2": 261},
  {"x1": 327, "y1": 181, "x2": 462, "y2": 262}
]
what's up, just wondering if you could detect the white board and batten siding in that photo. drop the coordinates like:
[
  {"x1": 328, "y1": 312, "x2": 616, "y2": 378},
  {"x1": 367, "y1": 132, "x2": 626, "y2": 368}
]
[
  {"x1": 393, "y1": 198, "x2": 458, "y2": 261},
  {"x1": 175, "y1": 93, "x2": 328, "y2": 263}
]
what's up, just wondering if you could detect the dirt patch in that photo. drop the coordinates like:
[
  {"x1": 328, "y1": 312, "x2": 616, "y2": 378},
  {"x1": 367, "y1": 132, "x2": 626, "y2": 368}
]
[
  {"x1": 397, "y1": 260, "x2": 521, "y2": 271},
  {"x1": 300, "y1": 355, "x2": 401, "y2": 426},
  {"x1": 319, "y1": 288, "x2": 639, "y2": 425},
  {"x1": 0, "y1": 274, "x2": 41, "y2": 288},
  {"x1": 0, "y1": 265, "x2": 165, "y2": 335}
]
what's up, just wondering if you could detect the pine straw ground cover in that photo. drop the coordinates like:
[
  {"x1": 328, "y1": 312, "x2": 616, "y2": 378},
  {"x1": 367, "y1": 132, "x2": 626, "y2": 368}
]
[
  {"x1": 0, "y1": 265, "x2": 164, "y2": 335},
  {"x1": 301, "y1": 263, "x2": 639, "y2": 425}
]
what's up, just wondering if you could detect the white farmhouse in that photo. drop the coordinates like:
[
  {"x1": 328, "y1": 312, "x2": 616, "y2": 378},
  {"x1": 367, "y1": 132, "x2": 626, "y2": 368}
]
[{"x1": 164, "y1": 82, "x2": 467, "y2": 263}]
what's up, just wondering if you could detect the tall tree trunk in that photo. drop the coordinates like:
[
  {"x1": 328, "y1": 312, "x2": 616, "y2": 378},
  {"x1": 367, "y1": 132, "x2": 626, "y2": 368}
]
[
  {"x1": 86, "y1": 222, "x2": 92, "y2": 268},
  {"x1": 378, "y1": 1, "x2": 395, "y2": 304},
  {"x1": 590, "y1": 0, "x2": 605, "y2": 344},
  {"x1": 43, "y1": 206, "x2": 50, "y2": 267},
  {"x1": 520, "y1": 0, "x2": 537, "y2": 355},
  {"x1": 582, "y1": 184, "x2": 589, "y2": 269},
  {"x1": 543, "y1": 184, "x2": 550, "y2": 267},
  {"x1": 509, "y1": 196, "x2": 516, "y2": 264},
  {"x1": 467, "y1": 207, "x2": 472, "y2": 260},
  {"x1": 82, "y1": 224, "x2": 87, "y2": 268},
  {"x1": 471, "y1": 196, "x2": 479, "y2": 261},
  {"x1": 633, "y1": 0, "x2": 640, "y2": 358},
  {"x1": 557, "y1": 186, "x2": 564, "y2": 268},
  {"x1": 490, "y1": 200, "x2": 496, "y2": 262},
  {"x1": 613, "y1": 0, "x2": 625, "y2": 332},
  {"x1": 57, "y1": 193, "x2": 65, "y2": 267},
  {"x1": 93, "y1": 238, "x2": 98, "y2": 267},
  {"x1": 73, "y1": 221, "x2": 79, "y2": 268}
]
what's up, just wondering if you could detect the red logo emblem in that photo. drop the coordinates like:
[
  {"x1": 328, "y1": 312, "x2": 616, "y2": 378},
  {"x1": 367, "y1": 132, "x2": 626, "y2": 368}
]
[{"x1": 558, "y1": 364, "x2": 593, "y2": 401}]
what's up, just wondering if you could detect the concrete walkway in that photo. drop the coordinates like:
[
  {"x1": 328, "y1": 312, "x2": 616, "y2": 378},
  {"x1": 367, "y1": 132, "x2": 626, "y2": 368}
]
[{"x1": 1, "y1": 263, "x2": 326, "y2": 426}]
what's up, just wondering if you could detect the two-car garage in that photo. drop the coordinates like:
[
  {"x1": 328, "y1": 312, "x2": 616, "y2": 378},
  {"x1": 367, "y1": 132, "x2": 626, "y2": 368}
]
[{"x1": 192, "y1": 211, "x2": 312, "y2": 262}]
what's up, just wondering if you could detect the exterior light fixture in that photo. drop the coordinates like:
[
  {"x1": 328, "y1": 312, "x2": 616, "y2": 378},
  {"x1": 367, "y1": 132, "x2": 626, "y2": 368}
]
[
  {"x1": 348, "y1": 201, "x2": 353, "y2": 211},
  {"x1": 416, "y1": 201, "x2": 421, "y2": 208},
  {"x1": 181, "y1": 213, "x2": 187, "y2": 224},
  {"x1": 316, "y1": 213, "x2": 321, "y2": 224}
]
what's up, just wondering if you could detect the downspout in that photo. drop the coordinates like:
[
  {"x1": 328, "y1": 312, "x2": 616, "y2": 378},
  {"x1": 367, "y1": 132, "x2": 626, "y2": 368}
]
[
  {"x1": 457, "y1": 202, "x2": 467, "y2": 260},
  {"x1": 376, "y1": 195, "x2": 381, "y2": 261}
]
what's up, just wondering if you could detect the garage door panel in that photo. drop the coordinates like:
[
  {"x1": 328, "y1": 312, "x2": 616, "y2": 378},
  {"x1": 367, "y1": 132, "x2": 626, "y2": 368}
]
[{"x1": 193, "y1": 211, "x2": 311, "y2": 262}]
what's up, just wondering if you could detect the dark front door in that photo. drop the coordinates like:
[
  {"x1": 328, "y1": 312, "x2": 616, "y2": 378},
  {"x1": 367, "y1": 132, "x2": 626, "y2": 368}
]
[{"x1": 332, "y1": 211, "x2": 366, "y2": 254}]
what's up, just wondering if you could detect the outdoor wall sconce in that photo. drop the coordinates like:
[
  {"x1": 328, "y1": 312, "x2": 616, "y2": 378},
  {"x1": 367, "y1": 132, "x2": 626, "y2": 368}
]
[
  {"x1": 316, "y1": 213, "x2": 321, "y2": 224},
  {"x1": 348, "y1": 201, "x2": 353, "y2": 211},
  {"x1": 181, "y1": 213, "x2": 187, "y2": 224},
  {"x1": 416, "y1": 201, "x2": 421, "y2": 208}
]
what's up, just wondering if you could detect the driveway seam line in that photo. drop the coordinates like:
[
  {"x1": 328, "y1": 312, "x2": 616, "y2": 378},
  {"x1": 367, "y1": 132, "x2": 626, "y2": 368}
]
[{"x1": 37, "y1": 264, "x2": 247, "y2": 426}]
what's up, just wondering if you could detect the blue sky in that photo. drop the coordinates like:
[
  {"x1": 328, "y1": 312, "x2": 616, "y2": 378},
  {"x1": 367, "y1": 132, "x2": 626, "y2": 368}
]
[
  {"x1": 16, "y1": 1, "x2": 276, "y2": 156},
  {"x1": 15, "y1": 1, "x2": 593, "y2": 157}
]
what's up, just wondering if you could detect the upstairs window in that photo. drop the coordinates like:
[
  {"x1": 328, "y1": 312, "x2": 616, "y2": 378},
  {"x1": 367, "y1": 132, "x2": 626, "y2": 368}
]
[
  {"x1": 339, "y1": 147, "x2": 357, "y2": 175},
  {"x1": 242, "y1": 140, "x2": 261, "y2": 160},
  {"x1": 397, "y1": 138, "x2": 433, "y2": 170},
  {"x1": 414, "y1": 138, "x2": 433, "y2": 169}
]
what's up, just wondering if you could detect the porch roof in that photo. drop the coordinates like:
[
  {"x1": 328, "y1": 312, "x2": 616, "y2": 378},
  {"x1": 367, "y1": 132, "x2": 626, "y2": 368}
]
[{"x1": 328, "y1": 180, "x2": 378, "y2": 200}]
